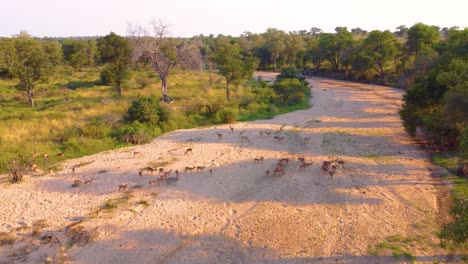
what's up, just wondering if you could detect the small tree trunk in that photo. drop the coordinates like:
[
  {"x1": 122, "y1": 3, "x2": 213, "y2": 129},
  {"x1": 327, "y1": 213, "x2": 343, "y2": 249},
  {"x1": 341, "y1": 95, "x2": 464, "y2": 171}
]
[
  {"x1": 316, "y1": 58, "x2": 321, "y2": 70},
  {"x1": 378, "y1": 61, "x2": 387, "y2": 85},
  {"x1": 117, "y1": 82, "x2": 122, "y2": 97},
  {"x1": 161, "y1": 75, "x2": 168, "y2": 102},
  {"x1": 27, "y1": 88, "x2": 34, "y2": 107},
  {"x1": 226, "y1": 80, "x2": 231, "y2": 101}
]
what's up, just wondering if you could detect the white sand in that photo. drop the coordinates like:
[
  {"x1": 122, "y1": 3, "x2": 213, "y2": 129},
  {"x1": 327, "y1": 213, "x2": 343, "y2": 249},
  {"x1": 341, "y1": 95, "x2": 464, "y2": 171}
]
[{"x1": 0, "y1": 77, "x2": 453, "y2": 263}]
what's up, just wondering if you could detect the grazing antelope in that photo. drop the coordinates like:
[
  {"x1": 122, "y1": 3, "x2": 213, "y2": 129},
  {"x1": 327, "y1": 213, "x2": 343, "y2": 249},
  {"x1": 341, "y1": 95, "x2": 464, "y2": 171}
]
[
  {"x1": 147, "y1": 167, "x2": 157, "y2": 174},
  {"x1": 184, "y1": 148, "x2": 193, "y2": 155},
  {"x1": 215, "y1": 132, "x2": 223, "y2": 141},
  {"x1": 158, "y1": 168, "x2": 164, "y2": 174},
  {"x1": 304, "y1": 137, "x2": 312, "y2": 144},
  {"x1": 254, "y1": 157, "x2": 264, "y2": 163},
  {"x1": 279, "y1": 158, "x2": 289, "y2": 164},
  {"x1": 321, "y1": 161, "x2": 331, "y2": 173},
  {"x1": 138, "y1": 171, "x2": 143, "y2": 178},
  {"x1": 71, "y1": 167, "x2": 76, "y2": 173},
  {"x1": 335, "y1": 159, "x2": 345, "y2": 168},
  {"x1": 265, "y1": 131, "x2": 271, "y2": 135},
  {"x1": 241, "y1": 136, "x2": 250, "y2": 143},
  {"x1": 298, "y1": 157, "x2": 305, "y2": 163},
  {"x1": 196, "y1": 166, "x2": 205, "y2": 172},
  {"x1": 239, "y1": 130, "x2": 246, "y2": 135},
  {"x1": 279, "y1": 125, "x2": 285, "y2": 131},
  {"x1": 118, "y1": 184, "x2": 128, "y2": 191},
  {"x1": 229, "y1": 126, "x2": 234, "y2": 133},
  {"x1": 184, "y1": 166, "x2": 195, "y2": 173},
  {"x1": 56, "y1": 153, "x2": 64, "y2": 157}
]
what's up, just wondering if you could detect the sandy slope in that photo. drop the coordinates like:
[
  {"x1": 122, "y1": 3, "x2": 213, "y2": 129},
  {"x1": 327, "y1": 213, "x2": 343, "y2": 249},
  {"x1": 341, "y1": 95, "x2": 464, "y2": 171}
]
[{"x1": 0, "y1": 77, "x2": 455, "y2": 263}]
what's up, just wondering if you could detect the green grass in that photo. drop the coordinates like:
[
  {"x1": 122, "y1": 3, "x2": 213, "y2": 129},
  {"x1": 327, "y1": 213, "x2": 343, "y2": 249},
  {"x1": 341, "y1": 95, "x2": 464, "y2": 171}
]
[
  {"x1": 368, "y1": 235, "x2": 416, "y2": 262},
  {"x1": 0, "y1": 68, "x2": 311, "y2": 174}
]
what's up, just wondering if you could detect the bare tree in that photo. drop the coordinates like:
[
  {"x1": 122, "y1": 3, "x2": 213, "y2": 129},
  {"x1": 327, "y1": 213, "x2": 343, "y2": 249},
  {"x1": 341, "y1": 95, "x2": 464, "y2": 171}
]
[{"x1": 128, "y1": 19, "x2": 201, "y2": 102}]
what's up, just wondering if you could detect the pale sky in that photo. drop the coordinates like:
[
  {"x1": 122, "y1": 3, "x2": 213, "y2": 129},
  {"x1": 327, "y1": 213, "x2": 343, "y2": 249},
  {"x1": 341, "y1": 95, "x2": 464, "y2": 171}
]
[{"x1": 2, "y1": 0, "x2": 467, "y2": 37}]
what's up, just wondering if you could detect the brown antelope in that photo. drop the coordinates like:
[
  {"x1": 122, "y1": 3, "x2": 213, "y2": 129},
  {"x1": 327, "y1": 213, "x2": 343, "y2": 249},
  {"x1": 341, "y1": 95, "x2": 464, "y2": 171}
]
[
  {"x1": 209, "y1": 169, "x2": 213, "y2": 176},
  {"x1": 158, "y1": 168, "x2": 164, "y2": 174},
  {"x1": 43, "y1": 153, "x2": 49, "y2": 159},
  {"x1": 30, "y1": 163, "x2": 38, "y2": 171},
  {"x1": 96, "y1": 208, "x2": 104, "y2": 217},
  {"x1": 138, "y1": 171, "x2": 143, "y2": 178},
  {"x1": 132, "y1": 151, "x2": 142, "y2": 157},
  {"x1": 84, "y1": 179, "x2": 93, "y2": 185},
  {"x1": 215, "y1": 132, "x2": 223, "y2": 141},
  {"x1": 321, "y1": 161, "x2": 331, "y2": 173},
  {"x1": 184, "y1": 166, "x2": 195, "y2": 173},
  {"x1": 266, "y1": 170, "x2": 270, "y2": 176},
  {"x1": 229, "y1": 126, "x2": 234, "y2": 133},
  {"x1": 241, "y1": 136, "x2": 250, "y2": 143},
  {"x1": 161, "y1": 170, "x2": 172, "y2": 179},
  {"x1": 56, "y1": 153, "x2": 64, "y2": 157},
  {"x1": 274, "y1": 136, "x2": 284, "y2": 143},
  {"x1": 254, "y1": 157, "x2": 264, "y2": 163},
  {"x1": 196, "y1": 166, "x2": 205, "y2": 172},
  {"x1": 149, "y1": 180, "x2": 158, "y2": 186},
  {"x1": 265, "y1": 131, "x2": 271, "y2": 135},
  {"x1": 175, "y1": 170, "x2": 179, "y2": 178},
  {"x1": 239, "y1": 130, "x2": 246, "y2": 135},
  {"x1": 71, "y1": 167, "x2": 76, "y2": 173},
  {"x1": 259, "y1": 131, "x2": 263, "y2": 136},
  {"x1": 118, "y1": 184, "x2": 128, "y2": 191},
  {"x1": 279, "y1": 125, "x2": 285, "y2": 131},
  {"x1": 273, "y1": 167, "x2": 285, "y2": 176},
  {"x1": 147, "y1": 167, "x2": 157, "y2": 174},
  {"x1": 335, "y1": 159, "x2": 345, "y2": 168},
  {"x1": 304, "y1": 137, "x2": 312, "y2": 144},
  {"x1": 184, "y1": 148, "x2": 193, "y2": 155},
  {"x1": 299, "y1": 162, "x2": 313, "y2": 171},
  {"x1": 298, "y1": 157, "x2": 305, "y2": 163},
  {"x1": 279, "y1": 158, "x2": 289, "y2": 164}
]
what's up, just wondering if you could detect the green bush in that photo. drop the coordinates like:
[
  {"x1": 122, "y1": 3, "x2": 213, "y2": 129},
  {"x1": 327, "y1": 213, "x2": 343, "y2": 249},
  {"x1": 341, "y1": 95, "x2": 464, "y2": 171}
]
[
  {"x1": 127, "y1": 97, "x2": 170, "y2": 127},
  {"x1": 119, "y1": 121, "x2": 156, "y2": 144},
  {"x1": 100, "y1": 66, "x2": 113, "y2": 85},
  {"x1": 459, "y1": 127, "x2": 468, "y2": 159},
  {"x1": 217, "y1": 109, "x2": 238, "y2": 124}
]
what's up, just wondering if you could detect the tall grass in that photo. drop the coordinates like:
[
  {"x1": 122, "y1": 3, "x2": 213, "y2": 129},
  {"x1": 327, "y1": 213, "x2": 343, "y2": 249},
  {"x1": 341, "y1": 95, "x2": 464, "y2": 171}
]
[{"x1": 0, "y1": 67, "x2": 310, "y2": 173}]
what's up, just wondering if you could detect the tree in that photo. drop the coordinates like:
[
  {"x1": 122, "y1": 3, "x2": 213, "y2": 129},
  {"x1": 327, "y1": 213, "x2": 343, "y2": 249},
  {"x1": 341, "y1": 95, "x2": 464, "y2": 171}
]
[
  {"x1": 272, "y1": 78, "x2": 307, "y2": 104},
  {"x1": 212, "y1": 42, "x2": 259, "y2": 100},
  {"x1": 406, "y1": 23, "x2": 440, "y2": 55},
  {"x1": 97, "y1": 32, "x2": 131, "y2": 96},
  {"x1": 362, "y1": 30, "x2": 401, "y2": 84},
  {"x1": 62, "y1": 40, "x2": 89, "y2": 70},
  {"x1": 129, "y1": 19, "x2": 201, "y2": 102},
  {"x1": 0, "y1": 32, "x2": 55, "y2": 107}
]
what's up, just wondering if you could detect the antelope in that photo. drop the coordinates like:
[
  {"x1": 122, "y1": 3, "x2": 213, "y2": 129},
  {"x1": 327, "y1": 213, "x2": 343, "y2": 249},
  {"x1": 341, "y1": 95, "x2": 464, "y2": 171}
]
[
  {"x1": 279, "y1": 158, "x2": 289, "y2": 164},
  {"x1": 254, "y1": 157, "x2": 264, "y2": 163},
  {"x1": 132, "y1": 151, "x2": 142, "y2": 157},
  {"x1": 266, "y1": 170, "x2": 270, "y2": 176},
  {"x1": 147, "y1": 167, "x2": 157, "y2": 174},
  {"x1": 71, "y1": 167, "x2": 76, "y2": 173},
  {"x1": 158, "y1": 168, "x2": 164, "y2": 174},
  {"x1": 43, "y1": 153, "x2": 49, "y2": 159},
  {"x1": 298, "y1": 157, "x2": 305, "y2": 163},
  {"x1": 265, "y1": 131, "x2": 271, "y2": 135},
  {"x1": 30, "y1": 163, "x2": 38, "y2": 171},
  {"x1": 209, "y1": 169, "x2": 213, "y2": 176},
  {"x1": 185, "y1": 148, "x2": 193, "y2": 155},
  {"x1": 196, "y1": 166, "x2": 205, "y2": 172},
  {"x1": 274, "y1": 136, "x2": 284, "y2": 142},
  {"x1": 184, "y1": 166, "x2": 195, "y2": 173},
  {"x1": 279, "y1": 125, "x2": 286, "y2": 131},
  {"x1": 149, "y1": 180, "x2": 158, "y2": 186},
  {"x1": 96, "y1": 208, "x2": 104, "y2": 217},
  {"x1": 84, "y1": 179, "x2": 93, "y2": 185},
  {"x1": 56, "y1": 153, "x2": 64, "y2": 157},
  {"x1": 229, "y1": 126, "x2": 234, "y2": 133},
  {"x1": 321, "y1": 161, "x2": 331, "y2": 173},
  {"x1": 304, "y1": 137, "x2": 312, "y2": 144},
  {"x1": 175, "y1": 170, "x2": 179, "y2": 178},
  {"x1": 118, "y1": 184, "x2": 128, "y2": 191},
  {"x1": 138, "y1": 171, "x2": 143, "y2": 178},
  {"x1": 241, "y1": 136, "x2": 250, "y2": 143},
  {"x1": 259, "y1": 131, "x2": 263, "y2": 136},
  {"x1": 239, "y1": 130, "x2": 246, "y2": 135},
  {"x1": 215, "y1": 132, "x2": 223, "y2": 141},
  {"x1": 161, "y1": 170, "x2": 172, "y2": 179},
  {"x1": 273, "y1": 167, "x2": 285, "y2": 176},
  {"x1": 335, "y1": 159, "x2": 345, "y2": 168},
  {"x1": 299, "y1": 162, "x2": 313, "y2": 171}
]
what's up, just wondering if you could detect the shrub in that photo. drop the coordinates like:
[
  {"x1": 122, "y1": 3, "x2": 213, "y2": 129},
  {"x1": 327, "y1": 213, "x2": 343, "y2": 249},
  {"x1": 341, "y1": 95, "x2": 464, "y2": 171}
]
[
  {"x1": 127, "y1": 97, "x2": 170, "y2": 127},
  {"x1": 217, "y1": 109, "x2": 238, "y2": 124},
  {"x1": 100, "y1": 66, "x2": 113, "y2": 85},
  {"x1": 120, "y1": 121, "x2": 155, "y2": 144}
]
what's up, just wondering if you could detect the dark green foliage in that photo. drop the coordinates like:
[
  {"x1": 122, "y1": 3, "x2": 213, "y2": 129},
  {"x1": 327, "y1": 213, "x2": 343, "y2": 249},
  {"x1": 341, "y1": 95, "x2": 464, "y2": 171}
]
[
  {"x1": 272, "y1": 78, "x2": 308, "y2": 105},
  {"x1": 439, "y1": 192, "x2": 468, "y2": 245},
  {"x1": 127, "y1": 97, "x2": 170, "y2": 127},
  {"x1": 217, "y1": 109, "x2": 238, "y2": 123},
  {"x1": 119, "y1": 121, "x2": 156, "y2": 144}
]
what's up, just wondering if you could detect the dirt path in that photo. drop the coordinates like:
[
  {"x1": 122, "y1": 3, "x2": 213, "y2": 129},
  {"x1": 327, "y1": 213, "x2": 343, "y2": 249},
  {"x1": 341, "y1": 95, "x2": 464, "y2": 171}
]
[{"x1": 0, "y1": 78, "x2": 454, "y2": 263}]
